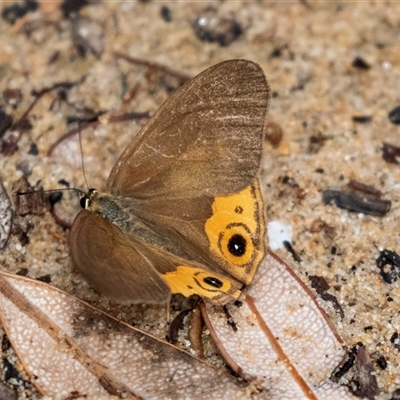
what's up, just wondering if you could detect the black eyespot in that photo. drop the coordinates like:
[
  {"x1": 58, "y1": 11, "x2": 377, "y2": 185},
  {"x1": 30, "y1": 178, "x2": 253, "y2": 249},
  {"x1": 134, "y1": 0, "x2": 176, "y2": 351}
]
[
  {"x1": 203, "y1": 277, "x2": 223, "y2": 289},
  {"x1": 80, "y1": 196, "x2": 88, "y2": 209},
  {"x1": 228, "y1": 234, "x2": 246, "y2": 257}
]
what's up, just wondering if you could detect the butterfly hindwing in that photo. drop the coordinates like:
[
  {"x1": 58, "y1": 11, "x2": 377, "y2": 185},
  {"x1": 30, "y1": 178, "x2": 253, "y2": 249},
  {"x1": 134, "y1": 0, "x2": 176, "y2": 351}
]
[{"x1": 69, "y1": 210, "x2": 171, "y2": 304}]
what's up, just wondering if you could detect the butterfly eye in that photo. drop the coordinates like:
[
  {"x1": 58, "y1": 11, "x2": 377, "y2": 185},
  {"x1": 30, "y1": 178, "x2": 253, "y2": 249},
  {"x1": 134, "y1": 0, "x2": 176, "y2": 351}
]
[
  {"x1": 80, "y1": 196, "x2": 89, "y2": 209},
  {"x1": 203, "y1": 276, "x2": 223, "y2": 289},
  {"x1": 227, "y1": 234, "x2": 247, "y2": 257}
]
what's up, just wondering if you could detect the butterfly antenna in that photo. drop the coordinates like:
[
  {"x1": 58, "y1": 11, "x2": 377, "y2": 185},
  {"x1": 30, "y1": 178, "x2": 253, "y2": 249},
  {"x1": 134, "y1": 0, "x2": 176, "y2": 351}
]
[
  {"x1": 78, "y1": 123, "x2": 89, "y2": 191},
  {"x1": 16, "y1": 187, "x2": 86, "y2": 197}
]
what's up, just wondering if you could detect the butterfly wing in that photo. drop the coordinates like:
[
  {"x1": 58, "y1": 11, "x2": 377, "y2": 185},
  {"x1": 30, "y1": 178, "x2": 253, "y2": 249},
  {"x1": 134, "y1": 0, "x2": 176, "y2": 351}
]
[
  {"x1": 69, "y1": 209, "x2": 243, "y2": 304},
  {"x1": 107, "y1": 60, "x2": 269, "y2": 199},
  {"x1": 68, "y1": 210, "x2": 171, "y2": 304},
  {"x1": 107, "y1": 60, "x2": 269, "y2": 289}
]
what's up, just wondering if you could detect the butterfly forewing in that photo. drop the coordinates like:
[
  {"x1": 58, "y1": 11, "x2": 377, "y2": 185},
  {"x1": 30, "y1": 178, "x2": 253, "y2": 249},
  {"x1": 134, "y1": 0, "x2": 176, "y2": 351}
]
[{"x1": 107, "y1": 60, "x2": 269, "y2": 198}]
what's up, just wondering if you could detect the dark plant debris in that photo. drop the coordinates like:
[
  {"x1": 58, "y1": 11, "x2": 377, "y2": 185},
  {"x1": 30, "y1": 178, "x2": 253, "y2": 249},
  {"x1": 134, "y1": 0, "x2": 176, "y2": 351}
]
[
  {"x1": 347, "y1": 180, "x2": 382, "y2": 198},
  {"x1": 283, "y1": 240, "x2": 302, "y2": 263},
  {"x1": 12, "y1": 176, "x2": 50, "y2": 216},
  {"x1": 0, "y1": 110, "x2": 13, "y2": 137},
  {"x1": 166, "y1": 309, "x2": 191, "y2": 344},
  {"x1": 382, "y1": 142, "x2": 400, "y2": 164},
  {"x1": 309, "y1": 275, "x2": 344, "y2": 319},
  {"x1": 352, "y1": 115, "x2": 373, "y2": 123},
  {"x1": 322, "y1": 185, "x2": 391, "y2": 217},
  {"x1": 353, "y1": 345, "x2": 379, "y2": 400},
  {"x1": 331, "y1": 345, "x2": 357, "y2": 381}
]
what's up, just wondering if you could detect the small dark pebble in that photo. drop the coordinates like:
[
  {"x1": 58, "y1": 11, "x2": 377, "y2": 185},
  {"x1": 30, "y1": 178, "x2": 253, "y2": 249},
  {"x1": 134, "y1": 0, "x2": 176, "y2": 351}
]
[
  {"x1": 270, "y1": 45, "x2": 288, "y2": 58},
  {"x1": 48, "y1": 191, "x2": 63, "y2": 206},
  {"x1": 3, "y1": 358, "x2": 19, "y2": 381},
  {"x1": 36, "y1": 274, "x2": 51, "y2": 283},
  {"x1": 376, "y1": 354, "x2": 387, "y2": 370},
  {"x1": 192, "y1": 8, "x2": 242, "y2": 47},
  {"x1": 71, "y1": 16, "x2": 105, "y2": 59},
  {"x1": 352, "y1": 56, "x2": 371, "y2": 70},
  {"x1": 28, "y1": 142, "x2": 38, "y2": 155},
  {"x1": 47, "y1": 51, "x2": 60, "y2": 65},
  {"x1": 16, "y1": 267, "x2": 29, "y2": 276},
  {"x1": 364, "y1": 326, "x2": 373, "y2": 332},
  {"x1": 308, "y1": 133, "x2": 330, "y2": 154},
  {"x1": 160, "y1": 5, "x2": 172, "y2": 22},
  {"x1": 11, "y1": 225, "x2": 30, "y2": 246},
  {"x1": 265, "y1": 121, "x2": 283, "y2": 147},
  {"x1": 388, "y1": 105, "x2": 400, "y2": 125},
  {"x1": 1, "y1": 0, "x2": 37, "y2": 25},
  {"x1": 58, "y1": 179, "x2": 70, "y2": 188},
  {"x1": 281, "y1": 175, "x2": 299, "y2": 188},
  {"x1": 390, "y1": 332, "x2": 400, "y2": 351},
  {"x1": 376, "y1": 249, "x2": 400, "y2": 284}
]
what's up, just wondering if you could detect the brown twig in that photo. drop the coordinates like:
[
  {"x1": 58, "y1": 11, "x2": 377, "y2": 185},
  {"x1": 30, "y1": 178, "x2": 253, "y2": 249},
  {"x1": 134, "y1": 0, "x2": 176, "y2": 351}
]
[{"x1": 113, "y1": 51, "x2": 192, "y2": 83}]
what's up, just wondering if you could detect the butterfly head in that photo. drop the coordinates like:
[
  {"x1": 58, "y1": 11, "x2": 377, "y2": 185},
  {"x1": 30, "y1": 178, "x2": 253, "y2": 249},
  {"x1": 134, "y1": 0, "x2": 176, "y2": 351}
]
[{"x1": 80, "y1": 188, "x2": 99, "y2": 210}]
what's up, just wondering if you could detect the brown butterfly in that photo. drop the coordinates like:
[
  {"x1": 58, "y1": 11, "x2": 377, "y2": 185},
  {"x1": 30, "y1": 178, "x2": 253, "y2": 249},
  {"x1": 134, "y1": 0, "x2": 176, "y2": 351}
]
[{"x1": 68, "y1": 60, "x2": 270, "y2": 305}]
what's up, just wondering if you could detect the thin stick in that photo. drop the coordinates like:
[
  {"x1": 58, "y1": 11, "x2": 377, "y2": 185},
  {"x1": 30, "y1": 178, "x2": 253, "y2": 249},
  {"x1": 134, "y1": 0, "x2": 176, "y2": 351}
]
[{"x1": 113, "y1": 51, "x2": 192, "y2": 83}]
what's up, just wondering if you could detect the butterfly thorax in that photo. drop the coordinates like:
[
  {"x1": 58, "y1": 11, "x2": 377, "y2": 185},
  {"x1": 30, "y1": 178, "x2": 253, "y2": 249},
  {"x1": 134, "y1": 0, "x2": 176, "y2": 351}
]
[{"x1": 82, "y1": 189, "x2": 131, "y2": 228}]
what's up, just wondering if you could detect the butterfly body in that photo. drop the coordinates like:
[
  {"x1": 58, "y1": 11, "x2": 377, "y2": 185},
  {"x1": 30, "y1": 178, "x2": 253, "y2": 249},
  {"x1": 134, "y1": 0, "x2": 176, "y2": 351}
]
[{"x1": 69, "y1": 60, "x2": 270, "y2": 305}]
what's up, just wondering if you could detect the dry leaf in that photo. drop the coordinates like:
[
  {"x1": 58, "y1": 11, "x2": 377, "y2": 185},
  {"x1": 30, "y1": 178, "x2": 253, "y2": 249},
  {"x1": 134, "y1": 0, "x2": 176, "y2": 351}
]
[
  {"x1": 203, "y1": 251, "x2": 357, "y2": 399},
  {"x1": 0, "y1": 272, "x2": 258, "y2": 399}
]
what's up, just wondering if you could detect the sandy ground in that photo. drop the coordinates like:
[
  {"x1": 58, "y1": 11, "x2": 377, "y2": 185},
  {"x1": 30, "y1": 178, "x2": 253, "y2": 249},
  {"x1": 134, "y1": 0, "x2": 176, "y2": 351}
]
[{"x1": 0, "y1": 1, "x2": 400, "y2": 398}]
